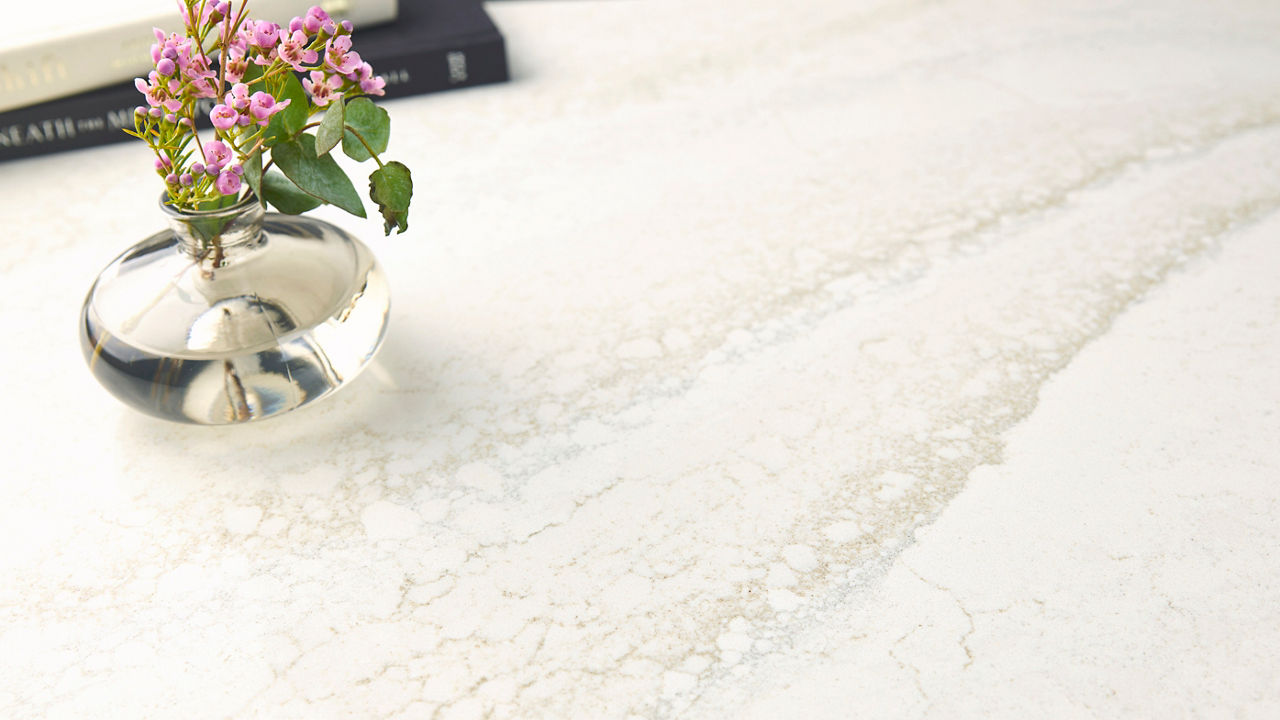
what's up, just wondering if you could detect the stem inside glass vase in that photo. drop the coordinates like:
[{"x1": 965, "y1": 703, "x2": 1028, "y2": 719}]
[{"x1": 160, "y1": 193, "x2": 265, "y2": 270}]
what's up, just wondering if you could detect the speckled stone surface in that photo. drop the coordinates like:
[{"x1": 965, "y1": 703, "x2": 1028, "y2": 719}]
[{"x1": 1, "y1": 1, "x2": 1279, "y2": 717}]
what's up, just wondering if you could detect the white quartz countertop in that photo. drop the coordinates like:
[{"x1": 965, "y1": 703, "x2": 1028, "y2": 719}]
[{"x1": 2, "y1": 1, "x2": 1279, "y2": 717}]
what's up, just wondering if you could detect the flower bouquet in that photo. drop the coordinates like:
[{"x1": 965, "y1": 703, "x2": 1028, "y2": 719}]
[
  {"x1": 79, "y1": 1, "x2": 410, "y2": 424},
  {"x1": 130, "y1": 0, "x2": 412, "y2": 236}
]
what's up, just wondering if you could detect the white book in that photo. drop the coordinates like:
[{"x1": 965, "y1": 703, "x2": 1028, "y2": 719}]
[{"x1": 0, "y1": 0, "x2": 399, "y2": 113}]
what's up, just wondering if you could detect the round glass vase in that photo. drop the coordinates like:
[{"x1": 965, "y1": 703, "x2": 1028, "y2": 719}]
[{"x1": 80, "y1": 195, "x2": 390, "y2": 425}]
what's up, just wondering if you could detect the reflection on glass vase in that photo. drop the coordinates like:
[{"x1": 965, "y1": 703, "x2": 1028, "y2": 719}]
[{"x1": 80, "y1": 195, "x2": 390, "y2": 424}]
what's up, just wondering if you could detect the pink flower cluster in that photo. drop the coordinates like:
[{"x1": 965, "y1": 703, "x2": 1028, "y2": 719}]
[
  {"x1": 290, "y1": 9, "x2": 386, "y2": 105},
  {"x1": 218, "y1": 18, "x2": 285, "y2": 83},
  {"x1": 210, "y1": 83, "x2": 290, "y2": 130},
  {"x1": 301, "y1": 33, "x2": 385, "y2": 106},
  {"x1": 134, "y1": 28, "x2": 219, "y2": 119},
  {"x1": 198, "y1": 140, "x2": 244, "y2": 195},
  {"x1": 134, "y1": 3, "x2": 391, "y2": 201}
]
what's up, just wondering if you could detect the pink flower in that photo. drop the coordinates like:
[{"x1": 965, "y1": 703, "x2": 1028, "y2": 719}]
[
  {"x1": 223, "y1": 25, "x2": 249, "y2": 57},
  {"x1": 136, "y1": 68, "x2": 188, "y2": 113},
  {"x1": 277, "y1": 30, "x2": 319, "y2": 71},
  {"x1": 215, "y1": 170, "x2": 242, "y2": 196},
  {"x1": 203, "y1": 140, "x2": 232, "y2": 167},
  {"x1": 248, "y1": 91, "x2": 290, "y2": 125},
  {"x1": 135, "y1": 73, "x2": 164, "y2": 107},
  {"x1": 303, "y1": 6, "x2": 331, "y2": 34},
  {"x1": 225, "y1": 83, "x2": 251, "y2": 111},
  {"x1": 324, "y1": 35, "x2": 361, "y2": 76},
  {"x1": 251, "y1": 46, "x2": 278, "y2": 66},
  {"x1": 350, "y1": 62, "x2": 385, "y2": 96},
  {"x1": 302, "y1": 70, "x2": 342, "y2": 106},
  {"x1": 221, "y1": 47, "x2": 248, "y2": 84},
  {"x1": 188, "y1": 78, "x2": 219, "y2": 99},
  {"x1": 250, "y1": 20, "x2": 281, "y2": 49},
  {"x1": 152, "y1": 30, "x2": 199, "y2": 73},
  {"x1": 180, "y1": 52, "x2": 217, "y2": 98},
  {"x1": 209, "y1": 104, "x2": 238, "y2": 130},
  {"x1": 328, "y1": 34, "x2": 351, "y2": 53},
  {"x1": 150, "y1": 28, "x2": 165, "y2": 62}
]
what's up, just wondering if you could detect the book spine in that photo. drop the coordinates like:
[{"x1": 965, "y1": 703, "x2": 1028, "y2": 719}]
[
  {"x1": 0, "y1": 36, "x2": 508, "y2": 163},
  {"x1": 0, "y1": 0, "x2": 399, "y2": 114}
]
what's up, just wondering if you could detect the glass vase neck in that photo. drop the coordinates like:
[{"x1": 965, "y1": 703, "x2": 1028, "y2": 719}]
[{"x1": 161, "y1": 194, "x2": 265, "y2": 263}]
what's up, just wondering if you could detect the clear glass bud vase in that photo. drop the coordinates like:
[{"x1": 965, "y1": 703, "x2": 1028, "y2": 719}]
[{"x1": 80, "y1": 196, "x2": 390, "y2": 424}]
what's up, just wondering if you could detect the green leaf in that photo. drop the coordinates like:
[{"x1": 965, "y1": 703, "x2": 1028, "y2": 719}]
[
  {"x1": 273, "y1": 134, "x2": 366, "y2": 218},
  {"x1": 368, "y1": 161, "x2": 413, "y2": 235},
  {"x1": 241, "y1": 61, "x2": 265, "y2": 86},
  {"x1": 263, "y1": 71, "x2": 309, "y2": 147},
  {"x1": 261, "y1": 169, "x2": 322, "y2": 214},
  {"x1": 184, "y1": 204, "x2": 236, "y2": 247},
  {"x1": 280, "y1": 72, "x2": 311, "y2": 135},
  {"x1": 315, "y1": 98, "x2": 344, "y2": 156},
  {"x1": 242, "y1": 150, "x2": 263, "y2": 201},
  {"x1": 341, "y1": 98, "x2": 389, "y2": 162}
]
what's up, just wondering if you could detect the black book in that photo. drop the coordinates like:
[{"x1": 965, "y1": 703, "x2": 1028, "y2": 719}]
[{"x1": 0, "y1": 0, "x2": 508, "y2": 163}]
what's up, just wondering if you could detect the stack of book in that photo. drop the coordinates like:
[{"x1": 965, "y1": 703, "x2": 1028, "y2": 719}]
[{"x1": 0, "y1": 0, "x2": 509, "y2": 162}]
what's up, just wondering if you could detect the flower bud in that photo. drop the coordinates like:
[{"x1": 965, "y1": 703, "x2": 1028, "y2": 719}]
[
  {"x1": 190, "y1": 162, "x2": 205, "y2": 175},
  {"x1": 165, "y1": 173, "x2": 178, "y2": 185},
  {"x1": 179, "y1": 173, "x2": 194, "y2": 186},
  {"x1": 156, "y1": 58, "x2": 176, "y2": 76}
]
